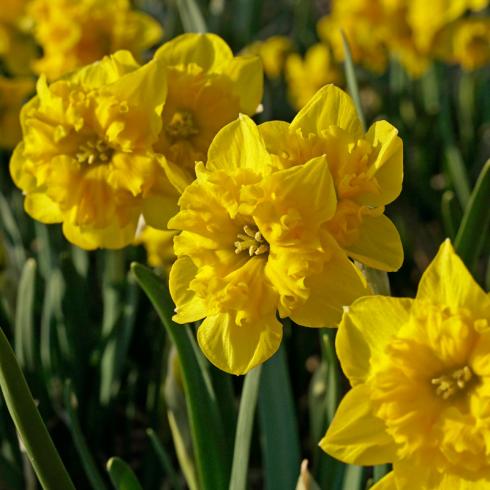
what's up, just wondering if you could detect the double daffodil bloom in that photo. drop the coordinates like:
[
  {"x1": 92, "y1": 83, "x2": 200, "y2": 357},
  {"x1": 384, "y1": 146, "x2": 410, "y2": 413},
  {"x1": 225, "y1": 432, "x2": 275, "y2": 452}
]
[
  {"x1": 137, "y1": 226, "x2": 177, "y2": 271},
  {"x1": 29, "y1": 0, "x2": 163, "y2": 80},
  {"x1": 152, "y1": 34, "x2": 263, "y2": 206},
  {"x1": 10, "y1": 51, "x2": 171, "y2": 249},
  {"x1": 321, "y1": 240, "x2": 490, "y2": 489},
  {"x1": 169, "y1": 116, "x2": 369, "y2": 375},
  {"x1": 260, "y1": 84, "x2": 404, "y2": 272},
  {"x1": 244, "y1": 35, "x2": 293, "y2": 79}
]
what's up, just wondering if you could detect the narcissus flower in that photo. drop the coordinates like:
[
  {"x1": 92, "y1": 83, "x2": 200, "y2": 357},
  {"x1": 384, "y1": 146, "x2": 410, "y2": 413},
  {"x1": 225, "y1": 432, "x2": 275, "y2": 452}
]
[
  {"x1": 260, "y1": 84, "x2": 404, "y2": 272},
  {"x1": 137, "y1": 226, "x2": 176, "y2": 270},
  {"x1": 29, "y1": 0, "x2": 163, "y2": 80},
  {"x1": 10, "y1": 51, "x2": 171, "y2": 249},
  {"x1": 0, "y1": 76, "x2": 34, "y2": 149},
  {"x1": 169, "y1": 116, "x2": 369, "y2": 375},
  {"x1": 321, "y1": 240, "x2": 490, "y2": 489},
  {"x1": 244, "y1": 35, "x2": 293, "y2": 79},
  {"x1": 152, "y1": 33, "x2": 263, "y2": 203},
  {"x1": 285, "y1": 44, "x2": 342, "y2": 110}
]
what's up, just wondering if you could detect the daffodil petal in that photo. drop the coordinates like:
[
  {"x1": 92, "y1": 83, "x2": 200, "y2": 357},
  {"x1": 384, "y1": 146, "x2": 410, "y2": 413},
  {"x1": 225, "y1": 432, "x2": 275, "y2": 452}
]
[
  {"x1": 319, "y1": 384, "x2": 397, "y2": 465},
  {"x1": 417, "y1": 240, "x2": 490, "y2": 317},
  {"x1": 289, "y1": 252, "x2": 370, "y2": 328},
  {"x1": 336, "y1": 295, "x2": 413, "y2": 385},
  {"x1": 290, "y1": 84, "x2": 362, "y2": 138},
  {"x1": 197, "y1": 312, "x2": 282, "y2": 375},
  {"x1": 345, "y1": 214, "x2": 404, "y2": 272},
  {"x1": 206, "y1": 115, "x2": 272, "y2": 175},
  {"x1": 369, "y1": 472, "x2": 397, "y2": 490},
  {"x1": 258, "y1": 120, "x2": 291, "y2": 157},
  {"x1": 25, "y1": 193, "x2": 63, "y2": 223},
  {"x1": 169, "y1": 257, "x2": 207, "y2": 323}
]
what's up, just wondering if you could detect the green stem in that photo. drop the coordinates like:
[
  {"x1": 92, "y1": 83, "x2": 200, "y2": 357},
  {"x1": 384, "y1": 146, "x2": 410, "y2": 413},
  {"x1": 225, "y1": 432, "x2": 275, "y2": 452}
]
[
  {"x1": 229, "y1": 366, "x2": 262, "y2": 490},
  {"x1": 0, "y1": 327, "x2": 75, "y2": 490}
]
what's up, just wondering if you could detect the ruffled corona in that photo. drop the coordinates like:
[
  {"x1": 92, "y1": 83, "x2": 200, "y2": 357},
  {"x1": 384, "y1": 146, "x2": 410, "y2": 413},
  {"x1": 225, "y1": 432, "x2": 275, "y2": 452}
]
[
  {"x1": 320, "y1": 240, "x2": 490, "y2": 489},
  {"x1": 152, "y1": 33, "x2": 263, "y2": 206},
  {"x1": 10, "y1": 51, "x2": 171, "y2": 249},
  {"x1": 168, "y1": 115, "x2": 369, "y2": 375},
  {"x1": 260, "y1": 84, "x2": 404, "y2": 272}
]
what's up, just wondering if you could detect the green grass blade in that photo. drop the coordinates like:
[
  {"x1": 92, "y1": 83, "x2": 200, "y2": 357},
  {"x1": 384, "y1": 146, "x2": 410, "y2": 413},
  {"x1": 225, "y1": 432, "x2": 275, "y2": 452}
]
[
  {"x1": 146, "y1": 428, "x2": 184, "y2": 490},
  {"x1": 131, "y1": 263, "x2": 228, "y2": 490},
  {"x1": 14, "y1": 258, "x2": 37, "y2": 371},
  {"x1": 454, "y1": 159, "x2": 490, "y2": 268},
  {"x1": 441, "y1": 190, "x2": 461, "y2": 240},
  {"x1": 64, "y1": 380, "x2": 108, "y2": 490},
  {"x1": 106, "y1": 457, "x2": 143, "y2": 490},
  {"x1": 229, "y1": 366, "x2": 262, "y2": 490},
  {"x1": 258, "y1": 347, "x2": 301, "y2": 490},
  {"x1": 0, "y1": 327, "x2": 75, "y2": 490},
  {"x1": 177, "y1": 0, "x2": 207, "y2": 33},
  {"x1": 341, "y1": 31, "x2": 366, "y2": 132},
  {"x1": 341, "y1": 465, "x2": 363, "y2": 490}
]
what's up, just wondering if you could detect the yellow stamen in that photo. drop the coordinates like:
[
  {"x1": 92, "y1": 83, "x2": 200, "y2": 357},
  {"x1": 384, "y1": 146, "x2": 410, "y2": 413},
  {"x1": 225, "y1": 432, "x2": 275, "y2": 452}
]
[
  {"x1": 165, "y1": 110, "x2": 199, "y2": 140},
  {"x1": 76, "y1": 138, "x2": 113, "y2": 165},
  {"x1": 234, "y1": 224, "x2": 269, "y2": 257},
  {"x1": 432, "y1": 366, "x2": 474, "y2": 400}
]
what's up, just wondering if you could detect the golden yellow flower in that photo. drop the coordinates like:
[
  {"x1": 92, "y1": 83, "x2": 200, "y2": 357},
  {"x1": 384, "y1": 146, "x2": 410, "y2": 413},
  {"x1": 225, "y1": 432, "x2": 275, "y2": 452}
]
[
  {"x1": 29, "y1": 0, "x2": 163, "y2": 80},
  {"x1": 152, "y1": 33, "x2": 263, "y2": 208},
  {"x1": 10, "y1": 51, "x2": 171, "y2": 250},
  {"x1": 285, "y1": 43, "x2": 342, "y2": 110},
  {"x1": 260, "y1": 84, "x2": 404, "y2": 272},
  {"x1": 244, "y1": 35, "x2": 293, "y2": 79},
  {"x1": 137, "y1": 226, "x2": 176, "y2": 270},
  {"x1": 320, "y1": 240, "x2": 490, "y2": 489},
  {"x1": 169, "y1": 115, "x2": 369, "y2": 375},
  {"x1": 0, "y1": 76, "x2": 34, "y2": 149},
  {"x1": 438, "y1": 18, "x2": 490, "y2": 71}
]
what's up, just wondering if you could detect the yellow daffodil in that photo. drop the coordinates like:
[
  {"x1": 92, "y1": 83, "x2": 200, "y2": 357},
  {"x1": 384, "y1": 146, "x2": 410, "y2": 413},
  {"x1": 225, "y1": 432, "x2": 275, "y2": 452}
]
[
  {"x1": 169, "y1": 115, "x2": 369, "y2": 375},
  {"x1": 152, "y1": 33, "x2": 263, "y2": 208},
  {"x1": 321, "y1": 240, "x2": 490, "y2": 489},
  {"x1": 29, "y1": 0, "x2": 163, "y2": 80},
  {"x1": 10, "y1": 51, "x2": 171, "y2": 250},
  {"x1": 438, "y1": 18, "x2": 490, "y2": 71},
  {"x1": 244, "y1": 35, "x2": 293, "y2": 79},
  {"x1": 285, "y1": 43, "x2": 342, "y2": 110},
  {"x1": 0, "y1": 76, "x2": 34, "y2": 149},
  {"x1": 137, "y1": 226, "x2": 176, "y2": 270},
  {"x1": 259, "y1": 84, "x2": 404, "y2": 272}
]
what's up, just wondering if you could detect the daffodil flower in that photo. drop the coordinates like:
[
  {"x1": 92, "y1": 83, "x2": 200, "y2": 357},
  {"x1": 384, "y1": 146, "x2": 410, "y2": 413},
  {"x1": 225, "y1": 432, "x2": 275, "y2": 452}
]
[
  {"x1": 260, "y1": 84, "x2": 404, "y2": 272},
  {"x1": 321, "y1": 240, "x2": 490, "y2": 489},
  {"x1": 169, "y1": 115, "x2": 369, "y2": 375}
]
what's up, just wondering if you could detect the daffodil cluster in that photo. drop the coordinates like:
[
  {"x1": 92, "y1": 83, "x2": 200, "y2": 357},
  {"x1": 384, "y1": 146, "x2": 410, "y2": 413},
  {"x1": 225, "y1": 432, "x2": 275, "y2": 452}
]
[
  {"x1": 168, "y1": 85, "x2": 403, "y2": 374},
  {"x1": 10, "y1": 33, "x2": 264, "y2": 249},
  {"x1": 318, "y1": 0, "x2": 490, "y2": 77},
  {"x1": 321, "y1": 240, "x2": 490, "y2": 489}
]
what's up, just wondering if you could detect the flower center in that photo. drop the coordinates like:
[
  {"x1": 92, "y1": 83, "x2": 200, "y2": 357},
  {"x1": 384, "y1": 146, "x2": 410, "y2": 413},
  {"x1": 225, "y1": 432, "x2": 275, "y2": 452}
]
[
  {"x1": 431, "y1": 365, "x2": 474, "y2": 400},
  {"x1": 165, "y1": 110, "x2": 199, "y2": 140},
  {"x1": 76, "y1": 138, "x2": 113, "y2": 165},
  {"x1": 234, "y1": 224, "x2": 269, "y2": 257}
]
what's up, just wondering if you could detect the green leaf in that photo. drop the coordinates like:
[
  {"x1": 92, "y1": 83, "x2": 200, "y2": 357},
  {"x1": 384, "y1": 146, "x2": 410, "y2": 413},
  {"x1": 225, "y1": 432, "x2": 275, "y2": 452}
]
[
  {"x1": 64, "y1": 380, "x2": 107, "y2": 490},
  {"x1": 341, "y1": 465, "x2": 363, "y2": 490},
  {"x1": 177, "y1": 0, "x2": 207, "y2": 33},
  {"x1": 131, "y1": 263, "x2": 229, "y2": 490},
  {"x1": 0, "y1": 327, "x2": 75, "y2": 490},
  {"x1": 258, "y1": 346, "x2": 301, "y2": 490},
  {"x1": 441, "y1": 190, "x2": 461, "y2": 240},
  {"x1": 106, "y1": 457, "x2": 142, "y2": 490},
  {"x1": 229, "y1": 366, "x2": 262, "y2": 490},
  {"x1": 341, "y1": 31, "x2": 366, "y2": 132},
  {"x1": 454, "y1": 159, "x2": 490, "y2": 269},
  {"x1": 14, "y1": 258, "x2": 37, "y2": 371}
]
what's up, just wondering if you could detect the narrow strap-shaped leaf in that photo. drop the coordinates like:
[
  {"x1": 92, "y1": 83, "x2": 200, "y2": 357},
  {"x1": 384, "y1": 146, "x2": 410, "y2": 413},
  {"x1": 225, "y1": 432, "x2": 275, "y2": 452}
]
[
  {"x1": 454, "y1": 159, "x2": 490, "y2": 268},
  {"x1": 106, "y1": 457, "x2": 143, "y2": 490},
  {"x1": 177, "y1": 0, "x2": 207, "y2": 33},
  {"x1": 64, "y1": 380, "x2": 107, "y2": 490},
  {"x1": 0, "y1": 327, "x2": 75, "y2": 490},
  {"x1": 258, "y1": 346, "x2": 301, "y2": 490},
  {"x1": 131, "y1": 263, "x2": 228, "y2": 490},
  {"x1": 229, "y1": 366, "x2": 262, "y2": 490},
  {"x1": 341, "y1": 31, "x2": 366, "y2": 132},
  {"x1": 341, "y1": 465, "x2": 364, "y2": 490},
  {"x1": 441, "y1": 190, "x2": 461, "y2": 240}
]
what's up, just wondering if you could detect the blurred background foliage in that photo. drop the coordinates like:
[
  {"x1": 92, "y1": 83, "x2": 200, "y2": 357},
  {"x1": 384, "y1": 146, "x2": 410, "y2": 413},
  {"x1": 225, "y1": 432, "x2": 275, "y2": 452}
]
[{"x1": 0, "y1": 0, "x2": 489, "y2": 489}]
